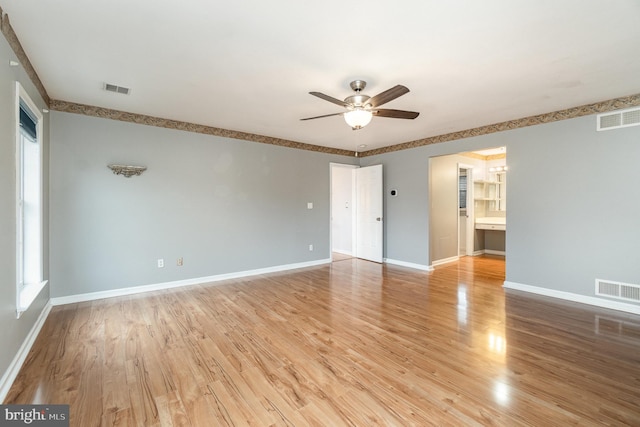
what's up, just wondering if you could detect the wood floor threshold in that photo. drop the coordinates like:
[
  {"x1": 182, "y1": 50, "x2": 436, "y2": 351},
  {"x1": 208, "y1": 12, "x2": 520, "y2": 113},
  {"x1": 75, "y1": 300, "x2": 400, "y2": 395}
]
[{"x1": 5, "y1": 256, "x2": 640, "y2": 426}]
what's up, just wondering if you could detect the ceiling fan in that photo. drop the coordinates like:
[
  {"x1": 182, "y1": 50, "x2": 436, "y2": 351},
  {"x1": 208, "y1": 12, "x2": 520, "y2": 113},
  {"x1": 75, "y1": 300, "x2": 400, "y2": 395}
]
[{"x1": 301, "y1": 80, "x2": 419, "y2": 130}]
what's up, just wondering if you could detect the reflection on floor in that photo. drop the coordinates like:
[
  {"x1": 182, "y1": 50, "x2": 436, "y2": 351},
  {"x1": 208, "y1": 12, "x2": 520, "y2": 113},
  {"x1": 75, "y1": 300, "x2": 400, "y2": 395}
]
[{"x1": 331, "y1": 252, "x2": 353, "y2": 262}]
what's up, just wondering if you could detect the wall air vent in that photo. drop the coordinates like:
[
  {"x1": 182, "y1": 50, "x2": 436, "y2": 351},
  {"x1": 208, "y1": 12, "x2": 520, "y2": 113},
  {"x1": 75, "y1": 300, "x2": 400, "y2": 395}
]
[
  {"x1": 597, "y1": 107, "x2": 640, "y2": 131},
  {"x1": 104, "y1": 83, "x2": 130, "y2": 95},
  {"x1": 595, "y1": 279, "x2": 640, "y2": 303}
]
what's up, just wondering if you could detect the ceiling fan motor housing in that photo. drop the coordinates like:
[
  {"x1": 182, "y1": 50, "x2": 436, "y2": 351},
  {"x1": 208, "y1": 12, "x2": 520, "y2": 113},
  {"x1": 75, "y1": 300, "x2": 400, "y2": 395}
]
[
  {"x1": 346, "y1": 80, "x2": 371, "y2": 108},
  {"x1": 349, "y1": 80, "x2": 367, "y2": 92},
  {"x1": 345, "y1": 94, "x2": 371, "y2": 109}
]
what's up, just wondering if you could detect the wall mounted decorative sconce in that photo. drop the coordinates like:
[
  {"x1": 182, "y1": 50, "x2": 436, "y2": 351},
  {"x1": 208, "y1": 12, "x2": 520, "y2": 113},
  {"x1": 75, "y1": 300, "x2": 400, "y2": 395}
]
[{"x1": 108, "y1": 164, "x2": 147, "y2": 178}]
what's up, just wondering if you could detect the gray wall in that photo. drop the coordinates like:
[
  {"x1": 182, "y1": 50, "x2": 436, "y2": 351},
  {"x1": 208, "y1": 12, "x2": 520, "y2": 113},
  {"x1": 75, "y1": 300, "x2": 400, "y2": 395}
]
[
  {"x1": 506, "y1": 116, "x2": 640, "y2": 297},
  {"x1": 50, "y1": 112, "x2": 356, "y2": 297},
  {"x1": 483, "y1": 230, "x2": 505, "y2": 252},
  {"x1": 429, "y1": 153, "x2": 485, "y2": 263},
  {"x1": 359, "y1": 149, "x2": 430, "y2": 265},
  {"x1": 429, "y1": 155, "x2": 459, "y2": 262},
  {"x1": 0, "y1": 34, "x2": 50, "y2": 386},
  {"x1": 360, "y1": 136, "x2": 508, "y2": 266},
  {"x1": 361, "y1": 115, "x2": 640, "y2": 304}
]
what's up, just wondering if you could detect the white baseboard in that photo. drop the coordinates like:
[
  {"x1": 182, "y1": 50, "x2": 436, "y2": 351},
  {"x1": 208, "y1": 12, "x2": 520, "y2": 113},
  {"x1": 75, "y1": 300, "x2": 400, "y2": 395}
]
[
  {"x1": 431, "y1": 256, "x2": 459, "y2": 267},
  {"x1": 472, "y1": 250, "x2": 506, "y2": 256},
  {"x1": 503, "y1": 281, "x2": 640, "y2": 315},
  {"x1": 51, "y1": 258, "x2": 331, "y2": 306},
  {"x1": 0, "y1": 302, "x2": 52, "y2": 402},
  {"x1": 484, "y1": 250, "x2": 506, "y2": 256},
  {"x1": 384, "y1": 258, "x2": 433, "y2": 272}
]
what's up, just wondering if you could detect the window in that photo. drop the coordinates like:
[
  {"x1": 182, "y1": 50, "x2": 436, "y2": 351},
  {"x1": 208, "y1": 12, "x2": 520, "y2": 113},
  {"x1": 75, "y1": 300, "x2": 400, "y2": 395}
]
[
  {"x1": 459, "y1": 169, "x2": 467, "y2": 210},
  {"x1": 16, "y1": 82, "x2": 46, "y2": 318}
]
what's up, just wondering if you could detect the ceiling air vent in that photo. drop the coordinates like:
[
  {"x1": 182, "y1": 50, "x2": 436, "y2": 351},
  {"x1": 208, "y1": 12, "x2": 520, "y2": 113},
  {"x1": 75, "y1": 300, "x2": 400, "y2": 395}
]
[
  {"x1": 104, "y1": 83, "x2": 130, "y2": 95},
  {"x1": 596, "y1": 279, "x2": 640, "y2": 303},
  {"x1": 597, "y1": 107, "x2": 640, "y2": 131}
]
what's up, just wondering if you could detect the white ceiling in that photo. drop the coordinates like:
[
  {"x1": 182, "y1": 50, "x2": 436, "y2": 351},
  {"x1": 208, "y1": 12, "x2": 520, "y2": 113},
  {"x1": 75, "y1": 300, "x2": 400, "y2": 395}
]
[{"x1": 3, "y1": 1, "x2": 640, "y2": 153}]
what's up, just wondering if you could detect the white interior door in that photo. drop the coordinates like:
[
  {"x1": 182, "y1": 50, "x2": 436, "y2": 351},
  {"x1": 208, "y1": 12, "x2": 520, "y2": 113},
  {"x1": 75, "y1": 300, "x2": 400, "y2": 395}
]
[
  {"x1": 356, "y1": 164, "x2": 383, "y2": 263},
  {"x1": 458, "y1": 164, "x2": 475, "y2": 257}
]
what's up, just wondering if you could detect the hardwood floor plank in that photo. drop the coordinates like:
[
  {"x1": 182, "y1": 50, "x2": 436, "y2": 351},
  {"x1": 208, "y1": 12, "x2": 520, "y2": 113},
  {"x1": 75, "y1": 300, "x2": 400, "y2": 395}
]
[
  {"x1": 5, "y1": 256, "x2": 640, "y2": 425},
  {"x1": 201, "y1": 381, "x2": 247, "y2": 426},
  {"x1": 100, "y1": 407, "x2": 135, "y2": 427},
  {"x1": 127, "y1": 356, "x2": 160, "y2": 426}
]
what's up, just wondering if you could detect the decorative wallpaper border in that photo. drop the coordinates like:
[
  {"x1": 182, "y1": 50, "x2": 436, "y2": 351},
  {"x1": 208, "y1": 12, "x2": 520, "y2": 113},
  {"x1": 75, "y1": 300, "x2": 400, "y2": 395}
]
[
  {"x1": 2, "y1": 7, "x2": 639, "y2": 158},
  {"x1": 0, "y1": 7, "x2": 50, "y2": 106},
  {"x1": 52, "y1": 93, "x2": 640, "y2": 159},
  {"x1": 359, "y1": 93, "x2": 640, "y2": 157},
  {"x1": 50, "y1": 100, "x2": 355, "y2": 157}
]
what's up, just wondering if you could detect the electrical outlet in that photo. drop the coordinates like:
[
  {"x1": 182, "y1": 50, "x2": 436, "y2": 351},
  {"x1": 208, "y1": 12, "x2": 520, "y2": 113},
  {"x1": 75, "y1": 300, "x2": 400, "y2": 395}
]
[
  {"x1": 309, "y1": 244, "x2": 313, "y2": 251},
  {"x1": 177, "y1": 257, "x2": 183, "y2": 266},
  {"x1": 157, "y1": 259, "x2": 164, "y2": 268},
  {"x1": 307, "y1": 202, "x2": 313, "y2": 209}
]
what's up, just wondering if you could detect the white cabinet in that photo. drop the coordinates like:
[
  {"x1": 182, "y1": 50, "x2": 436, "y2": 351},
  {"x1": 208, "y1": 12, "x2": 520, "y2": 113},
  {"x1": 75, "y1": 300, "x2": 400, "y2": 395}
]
[
  {"x1": 475, "y1": 217, "x2": 506, "y2": 231},
  {"x1": 474, "y1": 172, "x2": 506, "y2": 213}
]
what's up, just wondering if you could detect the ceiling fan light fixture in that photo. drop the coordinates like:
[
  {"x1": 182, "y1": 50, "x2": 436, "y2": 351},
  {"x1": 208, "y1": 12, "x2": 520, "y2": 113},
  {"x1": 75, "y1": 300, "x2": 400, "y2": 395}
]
[
  {"x1": 344, "y1": 109, "x2": 373, "y2": 130},
  {"x1": 302, "y1": 80, "x2": 417, "y2": 128}
]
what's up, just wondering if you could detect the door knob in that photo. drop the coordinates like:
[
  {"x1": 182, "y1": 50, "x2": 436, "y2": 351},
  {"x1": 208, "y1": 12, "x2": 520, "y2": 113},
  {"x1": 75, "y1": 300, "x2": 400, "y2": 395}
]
[{"x1": 376, "y1": 217, "x2": 382, "y2": 221}]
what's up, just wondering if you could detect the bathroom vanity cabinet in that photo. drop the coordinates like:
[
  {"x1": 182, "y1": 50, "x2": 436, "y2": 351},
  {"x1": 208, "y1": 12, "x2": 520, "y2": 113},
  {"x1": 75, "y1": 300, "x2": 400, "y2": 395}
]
[{"x1": 474, "y1": 172, "x2": 506, "y2": 254}]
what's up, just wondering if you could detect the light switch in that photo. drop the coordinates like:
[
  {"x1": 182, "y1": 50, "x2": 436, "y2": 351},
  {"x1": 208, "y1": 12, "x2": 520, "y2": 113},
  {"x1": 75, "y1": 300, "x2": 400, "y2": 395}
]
[{"x1": 307, "y1": 202, "x2": 313, "y2": 209}]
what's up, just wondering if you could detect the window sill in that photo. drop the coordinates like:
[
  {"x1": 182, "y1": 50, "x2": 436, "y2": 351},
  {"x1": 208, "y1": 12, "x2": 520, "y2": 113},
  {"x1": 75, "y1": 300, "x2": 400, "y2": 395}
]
[{"x1": 17, "y1": 280, "x2": 48, "y2": 319}]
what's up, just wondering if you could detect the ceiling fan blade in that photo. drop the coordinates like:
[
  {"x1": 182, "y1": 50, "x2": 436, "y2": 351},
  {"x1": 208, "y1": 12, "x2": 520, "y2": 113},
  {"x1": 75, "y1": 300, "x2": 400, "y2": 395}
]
[
  {"x1": 368, "y1": 85, "x2": 410, "y2": 107},
  {"x1": 300, "y1": 112, "x2": 345, "y2": 121},
  {"x1": 309, "y1": 92, "x2": 348, "y2": 107},
  {"x1": 373, "y1": 109, "x2": 420, "y2": 119}
]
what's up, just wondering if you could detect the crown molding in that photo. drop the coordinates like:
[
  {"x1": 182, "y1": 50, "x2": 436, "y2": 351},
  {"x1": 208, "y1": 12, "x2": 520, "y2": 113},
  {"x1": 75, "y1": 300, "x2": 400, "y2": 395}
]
[
  {"x1": 0, "y1": 8, "x2": 50, "y2": 106},
  {"x1": 360, "y1": 93, "x2": 640, "y2": 157},
  {"x1": 49, "y1": 100, "x2": 354, "y2": 157}
]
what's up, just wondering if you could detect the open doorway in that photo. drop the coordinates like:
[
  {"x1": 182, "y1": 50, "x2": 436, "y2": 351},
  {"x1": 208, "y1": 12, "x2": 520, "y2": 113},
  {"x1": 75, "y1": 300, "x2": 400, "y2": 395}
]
[
  {"x1": 330, "y1": 163, "x2": 384, "y2": 263},
  {"x1": 330, "y1": 163, "x2": 357, "y2": 261},
  {"x1": 429, "y1": 148, "x2": 507, "y2": 267}
]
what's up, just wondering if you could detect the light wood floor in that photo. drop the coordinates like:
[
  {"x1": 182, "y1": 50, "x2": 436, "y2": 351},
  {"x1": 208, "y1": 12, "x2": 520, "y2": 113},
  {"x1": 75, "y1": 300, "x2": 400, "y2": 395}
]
[{"x1": 6, "y1": 256, "x2": 640, "y2": 426}]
